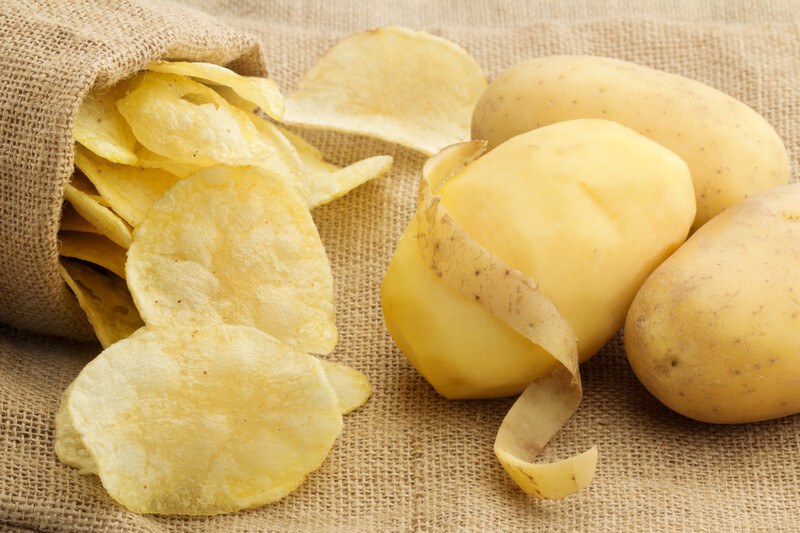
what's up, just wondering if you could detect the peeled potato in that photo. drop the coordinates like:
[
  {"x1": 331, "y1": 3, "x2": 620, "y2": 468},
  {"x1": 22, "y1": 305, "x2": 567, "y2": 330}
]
[{"x1": 382, "y1": 119, "x2": 696, "y2": 399}]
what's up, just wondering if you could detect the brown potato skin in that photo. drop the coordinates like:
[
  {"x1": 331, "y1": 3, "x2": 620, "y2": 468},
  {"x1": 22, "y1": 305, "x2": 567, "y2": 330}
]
[{"x1": 625, "y1": 183, "x2": 800, "y2": 424}]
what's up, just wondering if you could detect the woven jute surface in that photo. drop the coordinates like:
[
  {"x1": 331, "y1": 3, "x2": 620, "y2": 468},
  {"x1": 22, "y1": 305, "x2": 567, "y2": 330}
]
[{"x1": 1, "y1": 0, "x2": 799, "y2": 531}]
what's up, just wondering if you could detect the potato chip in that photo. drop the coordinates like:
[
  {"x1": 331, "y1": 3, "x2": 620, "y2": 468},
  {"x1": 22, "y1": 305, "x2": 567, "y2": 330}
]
[
  {"x1": 275, "y1": 125, "x2": 393, "y2": 207},
  {"x1": 54, "y1": 382, "x2": 96, "y2": 475},
  {"x1": 64, "y1": 183, "x2": 133, "y2": 248},
  {"x1": 60, "y1": 203, "x2": 101, "y2": 234},
  {"x1": 58, "y1": 259, "x2": 143, "y2": 348},
  {"x1": 213, "y1": 86, "x2": 312, "y2": 201},
  {"x1": 283, "y1": 26, "x2": 487, "y2": 156},
  {"x1": 116, "y1": 72, "x2": 264, "y2": 166},
  {"x1": 134, "y1": 144, "x2": 203, "y2": 178},
  {"x1": 69, "y1": 172, "x2": 109, "y2": 207},
  {"x1": 63, "y1": 325, "x2": 343, "y2": 515},
  {"x1": 74, "y1": 85, "x2": 138, "y2": 165},
  {"x1": 75, "y1": 146, "x2": 181, "y2": 226},
  {"x1": 145, "y1": 60, "x2": 284, "y2": 120},
  {"x1": 318, "y1": 360, "x2": 371, "y2": 415},
  {"x1": 126, "y1": 165, "x2": 338, "y2": 355},
  {"x1": 59, "y1": 231, "x2": 127, "y2": 278}
]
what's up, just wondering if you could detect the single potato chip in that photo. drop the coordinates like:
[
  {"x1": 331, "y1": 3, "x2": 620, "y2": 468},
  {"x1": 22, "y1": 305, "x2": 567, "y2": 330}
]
[
  {"x1": 74, "y1": 85, "x2": 138, "y2": 165},
  {"x1": 283, "y1": 26, "x2": 487, "y2": 156},
  {"x1": 55, "y1": 382, "x2": 96, "y2": 475},
  {"x1": 75, "y1": 146, "x2": 181, "y2": 226},
  {"x1": 116, "y1": 72, "x2": 264, "y2": 167},
  {"x1": 145, "y1": 60, "x2": 284, "y2": 120},
  {"x1": 63, "y1": 325, "x2": 343, "y2": 515},
  {"x1": 64, "y1": 183, "x2": 133, "y2": 248},
  {"x1": 126, "y1": 165, "x2": 338, "y2": 355},
  {"x1": 318, "y1": 359, "x2": 372, "y2": 415},
  {"x1": 60, "y1": 203, "x2": 101, "y2": 234},
  {"x1": 58, "y1": 259, "x2": 143, "y2": 348},
  {"x1": 59, "y1": 231, "x2": 127, "y2": 278},
  {"x1": 275, "y1": 125, "x2": 392, "y2": 207}
]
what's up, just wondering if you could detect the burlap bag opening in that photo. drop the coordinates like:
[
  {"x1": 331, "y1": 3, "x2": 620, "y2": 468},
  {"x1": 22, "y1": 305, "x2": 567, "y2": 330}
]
[{"x1": 0, "y1": 0, "x2": 266, "y2": 341}]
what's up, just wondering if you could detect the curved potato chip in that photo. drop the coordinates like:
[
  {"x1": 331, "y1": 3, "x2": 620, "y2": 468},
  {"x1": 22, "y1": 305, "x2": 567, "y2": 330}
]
[
  {"x1": 318, "y1": 360, "x2": 372, "y2": 415},
  {"x1": 59, "y1": 231, "x2": 127, "y2": 278},
  {"x1": 145, "y1": 60, "x2": 284, "y2": 120},
  {"x1": 213, "y1": 86, "x2": 312, "y2": 202},
  {"x1": 65, "y1": 184, "x2": 133, "y2": 248},
  {"x1": 126, "y1": 165, "x2": 338, "y2": 354},
  {"x1": 70, "y1": 172, "x2": 109, "y2": 207},
  {"x1": 60, "y1": 203, "x2": 100, "y2": 234},
  {"x1": 416, "y1": 141, "x2": 596, "y2": 499},
  {"x1": 58, "y1": 259, "x2": 143, "y2": 348},
  {"x1": 116, "y1": 72, "x2": 264, "y2": 166},
  {"x1": 74, "y1": 86, "x2": 138, "y2": 165},
  {"x1": 274, "y1": 125, "x2": 393, "y2": 208},
  {"x1": 75, "y1": 146, "x2": 181, "y2": 226},
  {"x1": 64, "y1": 325, "x2": 343, "y2": 515},
  {"x1": 55, "y1": 382, "x2": 96, "y2": 475},
  {"x1": 134, "y1": 145, "x2": 203, "y2": 178},
  {"x1": 284, "y1": 26, "x2": 487, "y2": 156}
]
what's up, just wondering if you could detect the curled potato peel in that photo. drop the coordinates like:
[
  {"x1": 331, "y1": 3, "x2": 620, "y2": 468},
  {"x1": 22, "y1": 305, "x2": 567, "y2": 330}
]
[{"x1": 415, "y1": 141, "x2": 595, "y2": 499}]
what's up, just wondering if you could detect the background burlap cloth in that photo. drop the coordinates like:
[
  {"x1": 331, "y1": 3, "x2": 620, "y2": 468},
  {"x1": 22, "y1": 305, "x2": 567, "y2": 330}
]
[{"x1": 1, "y1": 0, "x2": 799, "y2": 531}]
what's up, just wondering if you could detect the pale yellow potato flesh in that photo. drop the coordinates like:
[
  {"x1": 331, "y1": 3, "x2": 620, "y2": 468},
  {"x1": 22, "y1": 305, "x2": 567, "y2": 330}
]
[
  {"x1": 58, "y1": 259, "x2": 143, "y2": 348},
  {"x1": 471, "y1": 55, "x2": 789, "y2": 229},
  {"x1": 625, "y1": 183, "x2": 800, "y2": 424},
  {"x1": 284, "y1": 26, "x2": 487, "y2": 156},
  {"x1": 126, "y1": 165, "x2": 337, "y2": 355},
  {"x1": 62, "y1": 325, "x2": 343, "y2": 515},
  {"x1": 58, "y1": 231, "x2": 127, "y2": 279}
]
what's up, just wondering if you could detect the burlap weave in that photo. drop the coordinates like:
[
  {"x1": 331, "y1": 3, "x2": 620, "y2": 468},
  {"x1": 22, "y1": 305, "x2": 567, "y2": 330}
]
[{"x1": 2, "y1": 0, "x2": 799, "y2": 531}]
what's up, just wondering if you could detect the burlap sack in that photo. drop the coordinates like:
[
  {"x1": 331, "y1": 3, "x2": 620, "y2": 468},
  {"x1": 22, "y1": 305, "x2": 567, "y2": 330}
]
[
  {"x1": 2, "y1": 0, "x2": 799, "y2": 531},
  {"x1": 0, "y1": 0, "x2": 266, "y2": 341}
]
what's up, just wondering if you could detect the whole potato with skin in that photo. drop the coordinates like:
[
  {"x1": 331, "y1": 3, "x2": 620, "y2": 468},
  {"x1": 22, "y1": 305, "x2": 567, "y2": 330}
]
[
  {"x1": 471, "y1": 55, "x2": 790, "y2": 230},
  {"x1": 625, "y1": 183, "x2": 800, "y2": 424},
  {"x1": 382, "y1": 119, "x2": 696, "y2": 399}
]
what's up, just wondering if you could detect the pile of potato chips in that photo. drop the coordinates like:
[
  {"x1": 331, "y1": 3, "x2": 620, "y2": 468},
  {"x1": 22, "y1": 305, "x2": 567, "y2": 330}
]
[{"x1": 57, "y1": 26, "x2": 486, "y2": 515}]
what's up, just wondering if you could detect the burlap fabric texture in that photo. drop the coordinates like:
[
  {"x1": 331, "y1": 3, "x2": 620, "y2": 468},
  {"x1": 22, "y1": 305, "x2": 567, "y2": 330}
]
[
  {"x1": 0, "y1": 0, "x2": 267, "y2": 341},
  {"x1": 2, "y1": 0, "x2": 800, "y2": 531}
]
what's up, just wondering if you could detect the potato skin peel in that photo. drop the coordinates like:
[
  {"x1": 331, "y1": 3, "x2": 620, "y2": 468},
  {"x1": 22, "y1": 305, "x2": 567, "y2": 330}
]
[
  {"x1": 625, "y1": 183, "x2": 800, "y2": 424},
  {"x1": 471, "y1": 55, "x2": 789, "y2": 229}
]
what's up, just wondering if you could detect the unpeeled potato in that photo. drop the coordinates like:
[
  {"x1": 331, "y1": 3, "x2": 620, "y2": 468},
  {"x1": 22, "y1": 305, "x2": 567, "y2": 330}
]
[
  {"x1": 382, "y1": 119, "x2": 696, "y2": 399},
  {"x1": 625, "y1": 183, "x2": 800, "y2": 424}
]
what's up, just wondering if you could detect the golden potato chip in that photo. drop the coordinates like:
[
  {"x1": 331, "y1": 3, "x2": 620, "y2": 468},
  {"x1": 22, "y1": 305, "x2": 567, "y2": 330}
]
[
  {"x1": 213, "y1": 86, "x2": 312, "y2": 201},
  {"x1": 58, "y1": 259, "x2": 143, "y2": 348},
  {"x1": 63, "y1": 325, "x2": 343, "y2": 515},
  {"x1": 64, "y1": 183, "x2": 133, "y2": 248},
  {"x1": 75, "y1": 146, "x2": 181, "y2": 226},
  {"x1": 60, "y1": 203, "x2": 101, "y2": 234},
  {"x1": 318, "y1": 360, "x2": 371, "y2": 415},
  {"x1": 116, "y1": 72, "x2": 264, "y2": 167},
  {"x1": 126, "y1": 165, "x2": 338, "y2": 355},
  {"x1": 275, "y1": 125, "x2": 393, "y2": 207},
  {"x1": 134, "y1": 144, "x2": 203, "y2": 178},
  {"x1": 283, "y1": 26, "x2": 487, "y2": 156},
  {"x1": 59, "y1": 231, "x2": 127, "y2": 278},
  {"x1": 74, "y1": 86, "x2": 138, "y2": 165},
  {"x1": 54, "y1": 382, "x2": 96, "y2": 475},
  {"x1": 69, "y1": 172, "x2": 109, "y2": 207},
  {"x1": 145, "y1": 60, "x2": 284, "y2": 120}
]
